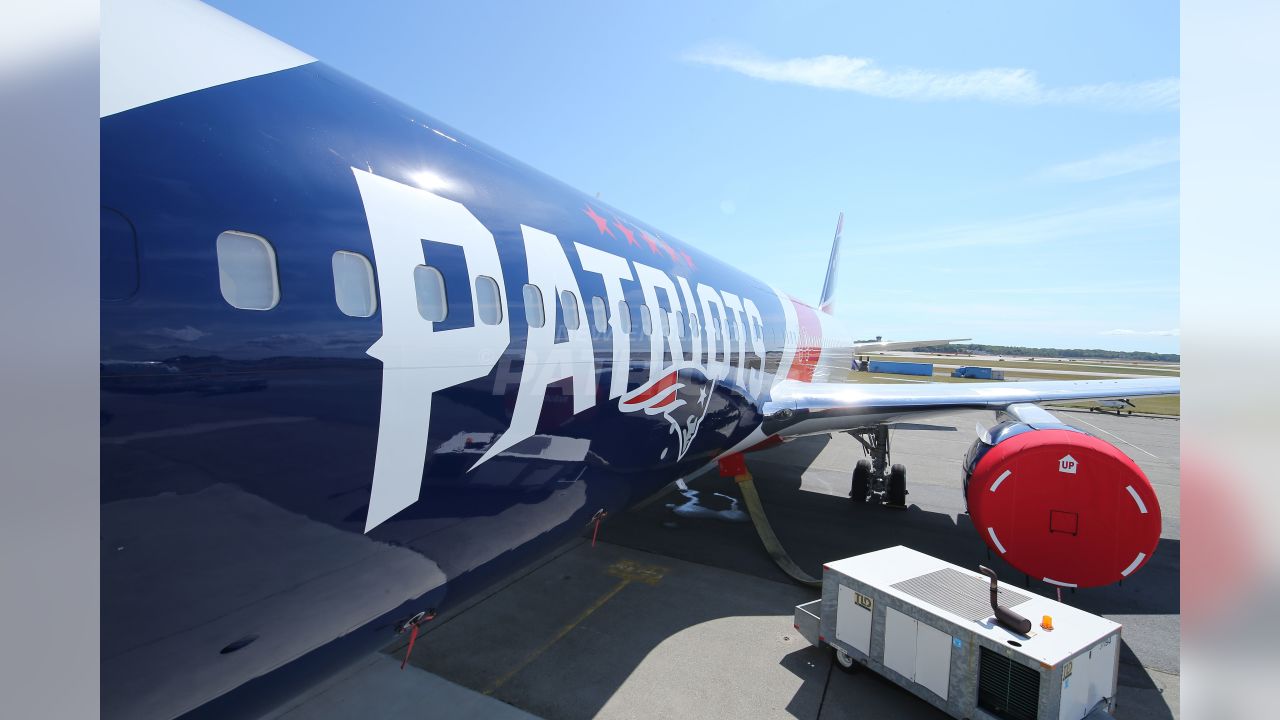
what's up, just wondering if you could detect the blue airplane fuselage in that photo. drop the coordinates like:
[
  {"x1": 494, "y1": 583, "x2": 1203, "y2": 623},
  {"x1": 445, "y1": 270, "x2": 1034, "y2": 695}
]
[{"x1": 101, "y1": 62, "x2": 846, "y2": 719}]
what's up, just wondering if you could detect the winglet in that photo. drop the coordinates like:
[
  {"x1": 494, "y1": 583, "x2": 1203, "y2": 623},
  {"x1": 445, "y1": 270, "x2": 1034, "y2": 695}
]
[{"x1": 818, "y1": 212, "x2": 843, "y2": 315}]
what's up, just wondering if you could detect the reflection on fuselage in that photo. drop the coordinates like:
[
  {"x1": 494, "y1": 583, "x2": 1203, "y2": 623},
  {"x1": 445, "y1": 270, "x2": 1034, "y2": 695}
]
[{"x1": 99, "y1": 54, "x2": 853, "y2": 720}]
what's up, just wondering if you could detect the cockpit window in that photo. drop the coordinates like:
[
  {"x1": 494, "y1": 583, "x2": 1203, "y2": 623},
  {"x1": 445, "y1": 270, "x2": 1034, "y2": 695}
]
[{"x1": 216, "y1": 231, "x2": 279, "y2": 310}]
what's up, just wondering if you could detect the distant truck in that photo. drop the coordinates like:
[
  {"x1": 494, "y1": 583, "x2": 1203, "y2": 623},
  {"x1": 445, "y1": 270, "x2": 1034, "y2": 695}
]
[
  {"x1": 951, "y1": 366, "x2": 1005, "y2": 380},
  {"x1": 867, "y1": 360, "x2": 934, "y2": 377}
]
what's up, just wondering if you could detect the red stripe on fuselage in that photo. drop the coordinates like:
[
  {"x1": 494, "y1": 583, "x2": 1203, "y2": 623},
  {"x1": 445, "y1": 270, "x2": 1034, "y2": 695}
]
[
  {"x1": 649, "y1": 388, "x2": 679, "y2": 409},
  {"x1": 623, "y1": 371, "x2": 678, "y2": 404},
  {"x1": 788, "y1": 300, "x2": 823, "y2": 383}
]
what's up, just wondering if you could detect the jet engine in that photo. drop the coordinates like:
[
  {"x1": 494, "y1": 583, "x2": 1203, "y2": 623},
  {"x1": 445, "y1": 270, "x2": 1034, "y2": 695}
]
[{"x1": 961, "y1": 408, "x2": 1161, "y2": 588}]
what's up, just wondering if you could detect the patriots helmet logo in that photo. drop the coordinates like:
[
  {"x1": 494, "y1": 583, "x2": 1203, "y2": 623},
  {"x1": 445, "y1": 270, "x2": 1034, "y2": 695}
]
[{"x1": 618, "y1": 363, "x2": 717, "y2": 461}]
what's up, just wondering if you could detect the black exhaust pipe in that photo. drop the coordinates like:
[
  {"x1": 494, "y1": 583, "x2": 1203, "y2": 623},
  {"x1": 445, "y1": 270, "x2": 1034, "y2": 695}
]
[{"x1": 979, "y1": 566, "x2": 1032, "y2": 635}]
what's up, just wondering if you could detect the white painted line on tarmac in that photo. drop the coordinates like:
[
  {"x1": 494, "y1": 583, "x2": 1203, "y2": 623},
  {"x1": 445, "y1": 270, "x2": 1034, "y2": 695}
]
[
  {"x1": 1069, "y1": 415, "x2": 1161, "y2": 460},
  {"x1": 872, "y1": 375, "x2": 929, "y2": 383}
]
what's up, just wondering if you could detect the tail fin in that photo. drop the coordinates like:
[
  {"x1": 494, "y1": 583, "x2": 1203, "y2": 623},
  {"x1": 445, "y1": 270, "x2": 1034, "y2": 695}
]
[{"x1": 818, "y1": 212, "x2": 843, "y2": 314}]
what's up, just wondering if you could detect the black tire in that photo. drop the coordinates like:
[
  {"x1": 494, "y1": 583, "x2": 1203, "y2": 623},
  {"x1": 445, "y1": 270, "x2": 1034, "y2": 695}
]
[
  {"x1": 850, "y1": 459, "x2": 871, "y2": 502},
  {"x1": 833, "y1": 646, "x2": 857, "y2": 673},
  {"x1": 886, "y1": 464, "x2": 907, "y2": 508}
]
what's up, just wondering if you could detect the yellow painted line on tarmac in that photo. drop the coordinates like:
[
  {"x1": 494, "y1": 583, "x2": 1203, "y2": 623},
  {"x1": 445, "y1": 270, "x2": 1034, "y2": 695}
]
[{"x1": 482, "y1": 559, "x2": 666, "y2": 695}]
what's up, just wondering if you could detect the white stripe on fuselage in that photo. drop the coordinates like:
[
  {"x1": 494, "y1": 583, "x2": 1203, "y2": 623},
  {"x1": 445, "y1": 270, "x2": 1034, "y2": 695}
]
[{"x1": 101, "y1": 0, "x2": 314, "y2": 117}]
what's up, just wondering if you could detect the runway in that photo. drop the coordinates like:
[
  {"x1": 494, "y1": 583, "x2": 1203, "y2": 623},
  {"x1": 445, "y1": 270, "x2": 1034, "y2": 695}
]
[{"x1": 264, "y1": 409, "x2": 1180, "y2": 720}]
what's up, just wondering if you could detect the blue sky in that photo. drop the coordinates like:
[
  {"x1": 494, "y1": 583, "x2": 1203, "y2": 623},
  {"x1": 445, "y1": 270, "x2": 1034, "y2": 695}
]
[{"x1": 209, "y1": 0, "x2": 1179, "y2": 353}]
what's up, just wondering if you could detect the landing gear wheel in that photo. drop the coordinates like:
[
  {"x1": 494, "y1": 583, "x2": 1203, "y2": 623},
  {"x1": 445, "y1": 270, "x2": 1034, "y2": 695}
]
[
  {"x1": 850, "y1": 460, "x2": 871, "y2": 503},
  {"x1": 885, "y1": 464, "x2": 908, "y2": 509},
  {"x1": 833, "y1": 646, "x2": 857, "y2": 673}
]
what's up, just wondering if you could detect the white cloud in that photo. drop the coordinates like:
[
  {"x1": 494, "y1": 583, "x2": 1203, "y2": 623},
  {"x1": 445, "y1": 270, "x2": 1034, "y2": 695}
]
[
  {"x1": 684, "y1": 47, "x2": 1178, "y2": 111},
  {"x1": 1040, "y1": 138, "x2": 1179, "y2": 182},
  {"x1": 1102, "y1": 328, "x2": 1181, "y2": 336},
  {"x1": 985, "y1": 284, "x2": 1178, "y2": 297},
  {"x1": 864, "y1": 195, "x2": 1177, "y2": 254}
]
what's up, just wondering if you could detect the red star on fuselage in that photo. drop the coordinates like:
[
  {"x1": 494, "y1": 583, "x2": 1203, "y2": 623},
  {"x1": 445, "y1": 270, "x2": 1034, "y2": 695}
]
[
  {"x1": 612, "y1": 217, "x2": 640, "y2": 247},
  {"x1": 659, "y1": 240, "x2": 681, "y2": 264},
  {"x1": 638, "y1": 229, "x2": 662, "y2": 255},
  {"x1": 583, "y1": 205, "x2": 614, "y2": 238}
]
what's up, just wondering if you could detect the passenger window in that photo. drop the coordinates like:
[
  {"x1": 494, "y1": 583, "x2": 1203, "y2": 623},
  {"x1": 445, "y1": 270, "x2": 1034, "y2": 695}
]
[
  {"x1": 523, "y1": 284, "x2": 545, "y2": 328},
  {"x1": 217, "y1": 231, "x2": 280, "y2": 310},
  {"x1": 561, "y1": 290, "x2": 580, "y2": 330},
  {"x1": 413, "y1": 265, "x2": 447, "y2": 321},
  {"x1": 691, "y1": 314, "x2": 700, "y2": 337},
  {"x1": 475, "y1": 275, "x2": 502, "y2": 325},
  {"x1": 331, "y1": 251, "x2": 377, "y2": 317},
  {"x1": 640, "y1": 304, "x2": 653, "y2": 336},
  {"x1": 618, "y1": 300, "x2": 632, "y2": 333},
  {"x1": 675, "y1": 311, "x2": 685, "y2": 339},
  {"x1": 591, "y1": 295, "x2": 608, "y2": 333},
  {"x1": 660, "y1": 310, "x2": 671, "y2": 336}
]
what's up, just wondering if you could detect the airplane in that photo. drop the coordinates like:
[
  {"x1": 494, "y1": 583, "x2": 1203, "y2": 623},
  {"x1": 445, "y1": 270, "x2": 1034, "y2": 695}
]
[
  {"x1": 99, "y1": 1, "x2": 1179, "y2": 718},
  {"x1": 1090, "y1": 398, "x2": 1138, "y2": 415}
]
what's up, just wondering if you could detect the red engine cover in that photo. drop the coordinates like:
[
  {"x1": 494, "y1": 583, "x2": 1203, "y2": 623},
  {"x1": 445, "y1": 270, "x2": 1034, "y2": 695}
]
[{"x1": 967, "y1": 428, "x2": 1161, "y2": 588}]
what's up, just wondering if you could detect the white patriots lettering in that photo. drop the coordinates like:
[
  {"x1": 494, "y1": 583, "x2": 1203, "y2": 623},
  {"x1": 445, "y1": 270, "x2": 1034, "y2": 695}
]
[{"x1": 354, "y1": 171, "x2": 788, "y2": 531}]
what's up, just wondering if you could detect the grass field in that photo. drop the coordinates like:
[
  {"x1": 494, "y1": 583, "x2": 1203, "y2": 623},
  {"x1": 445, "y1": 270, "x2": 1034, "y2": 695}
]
[
  {"x1": 843, "y1": 371, "x2": 970, "y2": 384},
  {"x1": 992, "y1": 370, "x2": 1132, "y2": 382},
  {"x1": 865, "y1": 353, "x2": 1180, "y2": 376},
  {"x1": 1052, "y1": 395, "x2": 1181, "y2": 416},
  {"x1": 848, "y1": 353, "x2": 1181, "y2": 416}
]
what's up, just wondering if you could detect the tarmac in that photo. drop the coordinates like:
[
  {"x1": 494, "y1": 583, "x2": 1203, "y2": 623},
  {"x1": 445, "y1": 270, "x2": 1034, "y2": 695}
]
[{"x1": 266, "y1": 409, "x2": 1180, "y2": 720}]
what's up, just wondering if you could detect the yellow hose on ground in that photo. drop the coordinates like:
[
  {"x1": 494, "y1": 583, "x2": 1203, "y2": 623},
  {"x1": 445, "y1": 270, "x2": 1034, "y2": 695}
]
[{"x1": 733, "y1": 471, "x2": 822, "y2": 587}]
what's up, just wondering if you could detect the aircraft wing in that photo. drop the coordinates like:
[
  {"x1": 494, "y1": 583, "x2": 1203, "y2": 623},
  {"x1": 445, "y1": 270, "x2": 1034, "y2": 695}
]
[
  {"x1": 851, "y1": 338, "x2": 970, "y2": 353},
  {"x1": 760, "y1": 377, "x2": 1179, "y2": 438}
]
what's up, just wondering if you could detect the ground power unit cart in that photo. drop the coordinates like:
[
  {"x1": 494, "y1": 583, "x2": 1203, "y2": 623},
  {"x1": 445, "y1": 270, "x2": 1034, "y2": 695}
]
[{"x1": 794, "y1": 546, "x2": 1121, "y2": 720}]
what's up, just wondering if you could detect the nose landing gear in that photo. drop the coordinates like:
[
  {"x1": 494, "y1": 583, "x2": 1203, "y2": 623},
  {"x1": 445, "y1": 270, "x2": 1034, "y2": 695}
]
[{"x1": 847, "y1": 425, "x2": 908, "y2": 509}]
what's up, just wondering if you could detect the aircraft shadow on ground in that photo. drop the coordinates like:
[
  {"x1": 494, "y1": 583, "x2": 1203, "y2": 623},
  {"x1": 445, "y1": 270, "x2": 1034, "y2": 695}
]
[{"x1": 391, "y1": 431, "x2": 1176, "y2": 720}]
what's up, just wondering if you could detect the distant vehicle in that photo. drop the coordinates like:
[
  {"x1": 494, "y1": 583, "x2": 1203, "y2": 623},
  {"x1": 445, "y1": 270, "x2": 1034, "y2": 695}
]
[
  {"x1": 100, "y1": 1, "x2": 1179, "y2": 717},
  {"x1": 1090, "y1": 398, "x2": 1137, "y2": 415},
  {"x1": 951, "y1": 366, "x2": 1005, "y2": 380}
]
